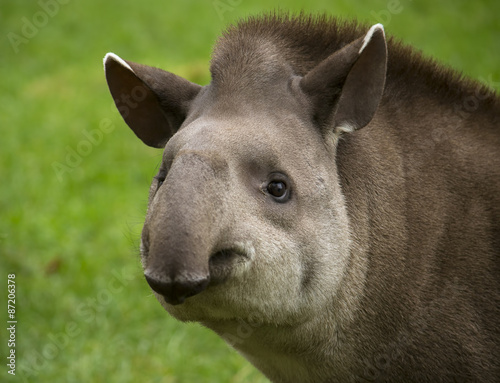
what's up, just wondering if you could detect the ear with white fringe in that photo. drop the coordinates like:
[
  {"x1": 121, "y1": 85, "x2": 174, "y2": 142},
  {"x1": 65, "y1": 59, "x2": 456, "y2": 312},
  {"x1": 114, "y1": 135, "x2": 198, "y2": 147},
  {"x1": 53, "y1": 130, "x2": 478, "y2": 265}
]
[
  {"x1": 300, "y1": 24, "x2": 387, "y2": 136},
  {"x1": 103, "y1": 52, "x2": 201, "y2": 148}
]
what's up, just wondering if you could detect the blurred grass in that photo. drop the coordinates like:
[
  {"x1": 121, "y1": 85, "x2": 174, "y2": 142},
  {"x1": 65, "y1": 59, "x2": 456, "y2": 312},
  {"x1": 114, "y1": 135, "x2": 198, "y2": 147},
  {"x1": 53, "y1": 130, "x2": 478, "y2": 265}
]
[{"x1": 0, "y1": 0, "x2": 498, "y2": 382}]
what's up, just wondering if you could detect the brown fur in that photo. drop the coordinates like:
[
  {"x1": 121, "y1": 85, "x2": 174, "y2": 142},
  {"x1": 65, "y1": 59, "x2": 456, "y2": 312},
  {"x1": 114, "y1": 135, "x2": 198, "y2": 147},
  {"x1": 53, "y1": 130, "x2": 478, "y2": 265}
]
[
  {"x1": 105, "y1": 12, "x2": 500, "y2": 382},
  {"x1": 212, "y1": 12, "x2": 499, "y2": 113}
]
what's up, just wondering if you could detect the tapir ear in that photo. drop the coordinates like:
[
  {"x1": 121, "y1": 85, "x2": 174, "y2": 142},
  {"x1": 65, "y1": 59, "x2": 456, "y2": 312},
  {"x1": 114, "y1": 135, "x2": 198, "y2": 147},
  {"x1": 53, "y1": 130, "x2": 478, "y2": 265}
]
[
  {"x1": 103, "y1": 53, "x2": 202, "y2": 148},
  {"x1": 300, "y1": 24, "x2": 387, "y2": 135}
]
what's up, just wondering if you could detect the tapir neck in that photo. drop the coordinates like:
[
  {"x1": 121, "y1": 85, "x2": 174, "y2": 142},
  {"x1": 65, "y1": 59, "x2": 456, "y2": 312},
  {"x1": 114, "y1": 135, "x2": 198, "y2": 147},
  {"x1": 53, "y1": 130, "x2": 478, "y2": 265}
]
[{"x1": 205, "y1": 308, "x2": 353, "y2": 383}]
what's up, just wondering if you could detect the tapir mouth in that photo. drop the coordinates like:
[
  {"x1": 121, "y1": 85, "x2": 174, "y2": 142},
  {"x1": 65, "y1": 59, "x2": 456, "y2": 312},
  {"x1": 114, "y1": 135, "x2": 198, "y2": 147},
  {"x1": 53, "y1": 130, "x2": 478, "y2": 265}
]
[{"x1": 143, "y1": 245, "x2": 251, "y2": 306}]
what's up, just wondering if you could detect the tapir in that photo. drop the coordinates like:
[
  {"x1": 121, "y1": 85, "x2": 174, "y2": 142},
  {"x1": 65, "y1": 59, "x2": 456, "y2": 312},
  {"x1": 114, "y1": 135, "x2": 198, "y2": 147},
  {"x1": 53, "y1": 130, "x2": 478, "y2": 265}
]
[{"x1": 104, "y1": 13, "x2": 500, "y2": 383}]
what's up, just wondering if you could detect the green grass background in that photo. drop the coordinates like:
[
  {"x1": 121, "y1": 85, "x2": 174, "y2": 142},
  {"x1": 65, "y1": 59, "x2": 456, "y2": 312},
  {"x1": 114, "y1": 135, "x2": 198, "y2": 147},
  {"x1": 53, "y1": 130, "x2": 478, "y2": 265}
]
[{"x1": 1, "y1": 0, "x2": 498, "y2": 382}]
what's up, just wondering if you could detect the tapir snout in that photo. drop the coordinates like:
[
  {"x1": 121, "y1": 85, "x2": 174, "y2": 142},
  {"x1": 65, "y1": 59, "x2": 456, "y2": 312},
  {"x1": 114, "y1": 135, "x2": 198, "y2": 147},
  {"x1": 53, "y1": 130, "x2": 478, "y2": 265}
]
[{"x1": 141, "y1": 150, "x2": 245, "y2": 305}]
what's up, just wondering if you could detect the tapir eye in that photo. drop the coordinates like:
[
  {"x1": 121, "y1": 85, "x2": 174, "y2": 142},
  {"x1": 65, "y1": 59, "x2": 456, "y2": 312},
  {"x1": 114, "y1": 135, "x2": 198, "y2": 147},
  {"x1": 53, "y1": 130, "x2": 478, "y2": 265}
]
[
  {"x1": 266, "y1": 179, "x2": 290, "y2": 202},
  {"x1": 267, "y1": 181, "x2": 286, "y2": 197},
  {"x1": 154, "y1": 175, "x2": 165, "y2": 189}
]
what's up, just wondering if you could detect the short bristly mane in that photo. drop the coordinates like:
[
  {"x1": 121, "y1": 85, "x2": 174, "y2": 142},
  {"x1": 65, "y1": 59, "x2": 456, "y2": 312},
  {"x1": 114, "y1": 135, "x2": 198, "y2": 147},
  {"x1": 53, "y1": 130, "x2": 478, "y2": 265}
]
[{"x1": 210, "y1": 13, "x2": 499, "y2": 115}]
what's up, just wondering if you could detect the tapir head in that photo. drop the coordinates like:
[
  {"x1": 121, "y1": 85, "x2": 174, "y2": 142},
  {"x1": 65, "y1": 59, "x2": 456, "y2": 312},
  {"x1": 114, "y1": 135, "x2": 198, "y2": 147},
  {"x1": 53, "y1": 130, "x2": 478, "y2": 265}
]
[{"x1": 104, "y1": 23, "x2": 387, "y2": 325}]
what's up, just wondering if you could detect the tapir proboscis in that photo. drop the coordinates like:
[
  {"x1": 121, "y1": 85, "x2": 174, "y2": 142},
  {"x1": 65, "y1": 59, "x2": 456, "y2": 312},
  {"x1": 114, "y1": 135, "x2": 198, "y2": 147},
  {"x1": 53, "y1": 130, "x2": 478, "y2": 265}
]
[{"x1": 104, "y1": 13, "x2": 500, "y2": 383}]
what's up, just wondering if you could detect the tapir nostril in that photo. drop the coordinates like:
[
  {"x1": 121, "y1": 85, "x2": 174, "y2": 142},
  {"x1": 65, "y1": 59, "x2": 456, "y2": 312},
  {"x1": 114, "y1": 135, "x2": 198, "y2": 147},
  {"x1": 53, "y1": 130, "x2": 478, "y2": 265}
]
[
  {"x1": 209, "y1": 248, "x2": 249, "y2": 285},
  {"x1": 144, "y1": 270, "x2": 209, "y2": 305}
]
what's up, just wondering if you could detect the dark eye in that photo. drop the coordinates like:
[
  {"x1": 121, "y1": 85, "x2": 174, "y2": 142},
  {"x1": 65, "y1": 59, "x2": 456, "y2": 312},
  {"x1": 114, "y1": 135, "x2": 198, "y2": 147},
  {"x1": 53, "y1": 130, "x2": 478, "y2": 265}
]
[
  {"x1": 266, "y1": 180, "x2": 290, "y2": 202},
  {"x1": 155, "y1": 175, "x2": 165, "y2": 189}
]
